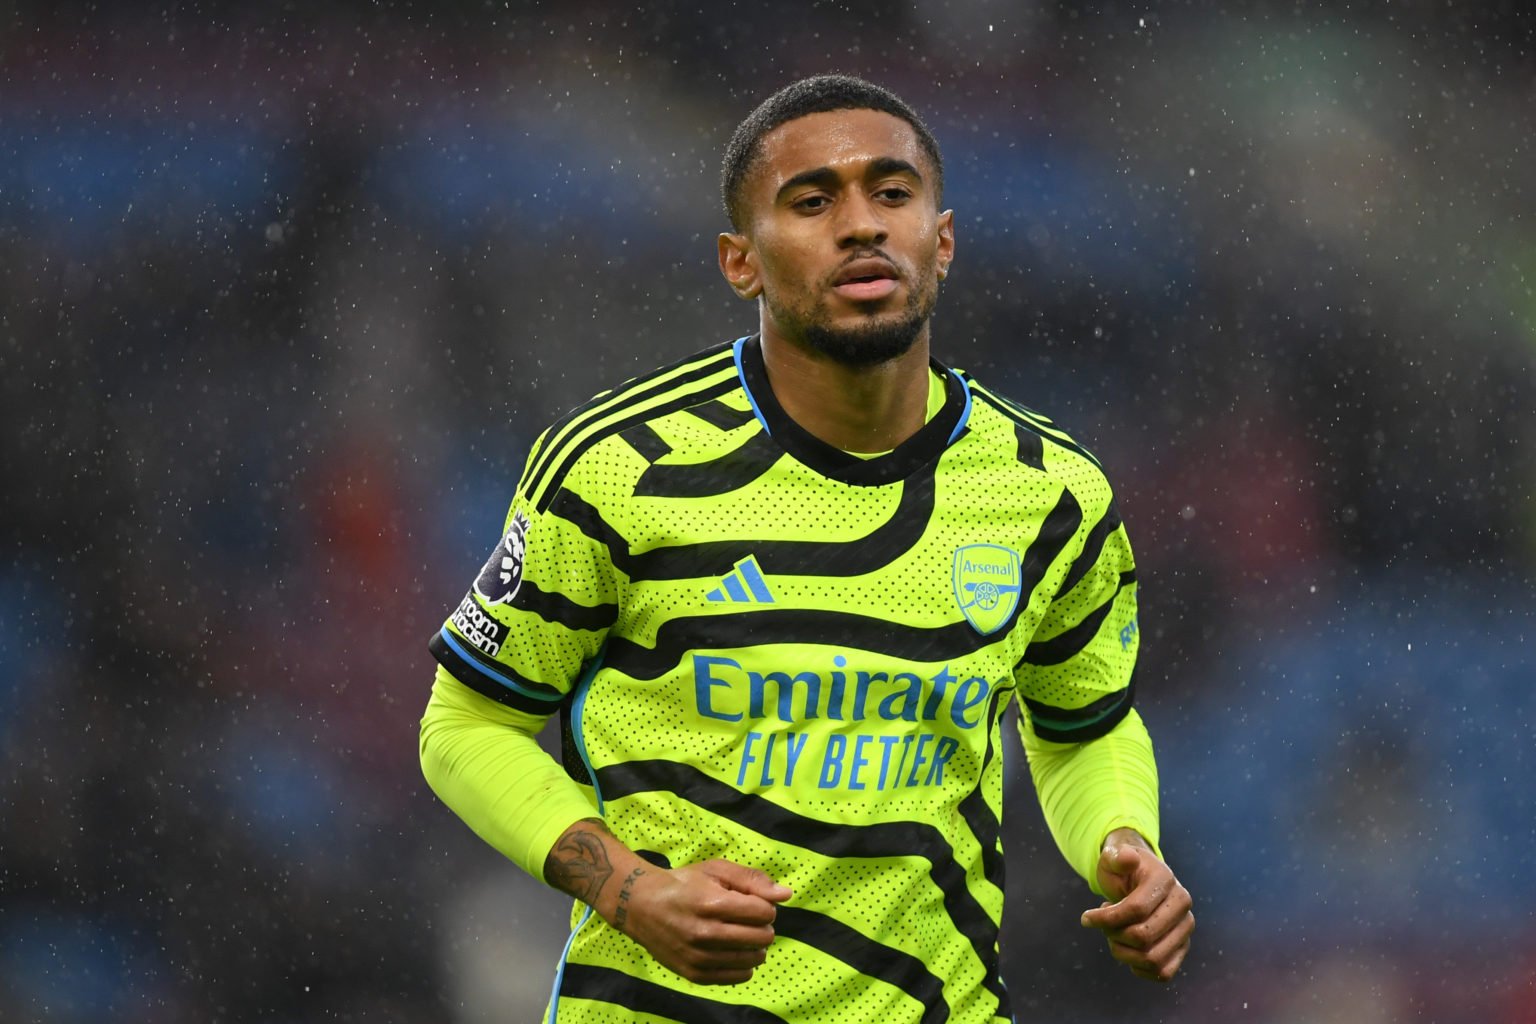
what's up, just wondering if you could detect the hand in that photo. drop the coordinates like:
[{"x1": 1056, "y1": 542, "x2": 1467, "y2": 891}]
[
  {"x1": 1079, "y1": 829, "x2": 1194, "y2": 982},
  {"x1": 612, "y1": 858, "x2": 793, "y2": 986}
]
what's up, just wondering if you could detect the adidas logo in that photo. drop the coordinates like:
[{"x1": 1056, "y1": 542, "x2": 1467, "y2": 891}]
[{"x1": 706, "y1": 555, "x2": 775, "y2": 604}]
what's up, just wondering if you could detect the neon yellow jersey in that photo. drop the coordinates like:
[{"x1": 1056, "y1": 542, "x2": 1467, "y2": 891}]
[{"x1": 429, "y1": 336, "x2": 1145, "y2": 1024}]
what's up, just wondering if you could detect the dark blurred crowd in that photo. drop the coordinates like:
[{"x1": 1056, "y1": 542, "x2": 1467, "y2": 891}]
[{"x1": 2, "y1": 2, "x2": 1533, "y2": 1021}]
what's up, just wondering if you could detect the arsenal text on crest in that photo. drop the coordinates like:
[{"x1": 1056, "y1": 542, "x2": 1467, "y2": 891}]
[{"x1": 952, "y1": 544, "x2": 1022, "y2": 636}]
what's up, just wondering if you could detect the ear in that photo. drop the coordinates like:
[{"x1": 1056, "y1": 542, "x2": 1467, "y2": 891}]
[
  {"x1": 718, "y1": 232, "x2": 762, "y2": 300},
  {"x1": 935, "y1": 209, "x2": 956, "y2": 282}
]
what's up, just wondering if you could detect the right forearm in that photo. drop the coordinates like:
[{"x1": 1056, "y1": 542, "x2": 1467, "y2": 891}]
[
  {"x1": 543, "y1": 820, "x2": 789, "y2": 987},
  {"x1": 544, "y1": 818, "x2": 652, "y2": 932},
  {"x1": 419, "y1": 666, "x2": 597, "y2": 880}
]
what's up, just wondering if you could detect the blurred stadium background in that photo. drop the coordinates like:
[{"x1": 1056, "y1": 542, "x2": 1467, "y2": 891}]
[{"x1": 2, "y1": 1, "x2": 1533, "y2": 1021}]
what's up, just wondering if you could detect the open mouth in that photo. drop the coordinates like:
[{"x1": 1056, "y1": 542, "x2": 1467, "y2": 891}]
[
  {"x1": 833, "y1": 260, "x2": 900, "y2": 301},
  {"x1": 835, "y1": 275, "x2": 898, "y2": 300}
]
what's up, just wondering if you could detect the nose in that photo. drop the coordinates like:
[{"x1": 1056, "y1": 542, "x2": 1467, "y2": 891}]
[{"x1": 834, "y1": 190, "x2": 888, "y2": 249}]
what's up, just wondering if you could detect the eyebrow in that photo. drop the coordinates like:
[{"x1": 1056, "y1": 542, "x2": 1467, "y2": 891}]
[{"x1": 774, "y1": 156, "x2": 925, "y2": 202}]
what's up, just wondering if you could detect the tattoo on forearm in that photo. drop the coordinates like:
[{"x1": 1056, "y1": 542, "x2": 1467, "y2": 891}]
[
  {"x1": 613, "y1": 866, "x2": 646, "y2": 933},
  {"x1": 546, "y1": 821, "x2": 614, "y2": 907}
]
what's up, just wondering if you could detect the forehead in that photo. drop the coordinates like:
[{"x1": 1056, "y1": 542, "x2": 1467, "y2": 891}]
[{"x1": 751, "y1": 108, "x2": 932, "y2": 192}]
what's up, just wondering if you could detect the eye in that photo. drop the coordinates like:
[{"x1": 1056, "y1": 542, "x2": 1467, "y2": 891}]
[
  {"x1": 875, "y1": 185, "x2": 913, "y2": 203},
  {"x1": 793, "y1": 194, "x2": 831, "y2": 212}
]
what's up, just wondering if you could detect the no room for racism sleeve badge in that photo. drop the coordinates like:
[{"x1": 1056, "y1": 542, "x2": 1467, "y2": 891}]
[
  {"x1": 952, "y1": 544, "x2": 1022, "y2": 635},
  {"x1": 474, "y1": 509, "x2": 531, "y2": 605}
]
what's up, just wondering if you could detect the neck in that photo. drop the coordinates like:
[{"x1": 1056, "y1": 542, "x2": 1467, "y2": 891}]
[{"x1": 758, "y1": 328, "x2": 933, "y2": 453}]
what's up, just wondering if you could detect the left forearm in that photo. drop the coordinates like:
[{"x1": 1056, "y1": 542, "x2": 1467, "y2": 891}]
[{"x1": 1022, "y1": 708, "x2": 1161, "y2": 893}]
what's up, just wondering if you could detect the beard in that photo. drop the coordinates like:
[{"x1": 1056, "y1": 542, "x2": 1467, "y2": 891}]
[{"x1": 766, "y1": 271, "x2": 938, "y2": 368}]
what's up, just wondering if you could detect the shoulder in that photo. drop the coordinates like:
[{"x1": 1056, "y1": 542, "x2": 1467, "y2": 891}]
[
  {"x1": 518, "y1": 339, "x2": 745, "y2": 512},
  {"x1": 954, "y1": 369, "x2": 1118, "y2": 519}
]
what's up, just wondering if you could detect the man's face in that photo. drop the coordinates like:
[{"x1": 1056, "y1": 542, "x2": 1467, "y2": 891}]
[{"x1": 720, "y1": 108, "x2": 954, "y2": 366}]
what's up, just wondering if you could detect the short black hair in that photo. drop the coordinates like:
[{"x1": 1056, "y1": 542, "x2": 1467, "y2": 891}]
[{"x1": 720, "y1": 74, "x2": 944, "y2": 231}]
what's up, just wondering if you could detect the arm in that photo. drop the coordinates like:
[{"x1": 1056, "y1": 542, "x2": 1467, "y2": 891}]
[
  {"x1": 1015, "y1": 481, "x2": 1193, "y2": 980},
  {"x1": 420, "y1": 667, "x2": 792, "y2": 984},
  {"x1": 1020, "y1": 705, "x2": 1161, "y2": 895},
  {"x1": 1020, "y1": 708, "x2": 1193, "y2": 982},
  {"x1": 419, "y1": 664, "x2": 596, "y2": 880}
]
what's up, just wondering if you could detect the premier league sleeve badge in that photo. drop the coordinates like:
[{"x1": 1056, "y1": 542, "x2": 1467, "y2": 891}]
[{"x1": 473, "y1": 509, "x2": 531, "y2": 605}]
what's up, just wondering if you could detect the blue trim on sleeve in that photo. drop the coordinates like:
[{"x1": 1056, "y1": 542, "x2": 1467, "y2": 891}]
[
  {"x1": 570, "y1": 652, "x2": 606, "y2": 812},
  {"x1": 733, "y1": 335, "x2": 771, "y2": 437},
  {"x1": 545, "y1": 650, "x2": 608, "y2": 1024},
  {"x1": 437, "y1": 627, "x2": 565, "y2": 704},
  {"x1": 546, "y1": 905, "x2": 595, "y2": 1024}
]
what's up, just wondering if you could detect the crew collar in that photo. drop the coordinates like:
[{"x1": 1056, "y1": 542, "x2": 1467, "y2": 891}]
[{"x1": 732, "y1": 334, "x2": 971, "y2": 485}]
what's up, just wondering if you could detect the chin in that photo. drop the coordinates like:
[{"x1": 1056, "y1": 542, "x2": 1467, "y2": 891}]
[{"x1": 800, "y1": 313, "x2": 924, "y2": 367}]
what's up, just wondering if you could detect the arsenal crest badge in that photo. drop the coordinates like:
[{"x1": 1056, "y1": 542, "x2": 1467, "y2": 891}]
[{"x1": 952, "y1": 544, "x2": 1022, "y2": 635}]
